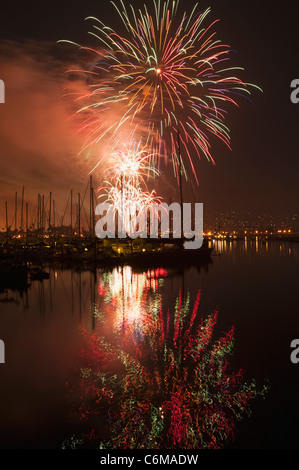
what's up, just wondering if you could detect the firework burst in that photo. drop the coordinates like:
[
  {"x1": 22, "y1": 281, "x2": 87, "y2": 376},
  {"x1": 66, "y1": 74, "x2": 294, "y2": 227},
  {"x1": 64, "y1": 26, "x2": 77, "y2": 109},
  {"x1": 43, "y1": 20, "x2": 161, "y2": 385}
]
[
  {"x1": 105, "y1": 139, "x2": 159, "y2": 188},
  {"x1": 61, "y1": 0, "x2": 261, "y2": 184},
  {"x1": 97, "y1": 139, "x2": 162, "y2": 235}
]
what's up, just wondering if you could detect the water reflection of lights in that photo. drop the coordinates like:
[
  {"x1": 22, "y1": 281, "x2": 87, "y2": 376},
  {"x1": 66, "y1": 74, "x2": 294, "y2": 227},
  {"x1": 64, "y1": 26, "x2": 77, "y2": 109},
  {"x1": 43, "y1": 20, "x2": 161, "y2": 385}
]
[
  {"x1": 212, "y1": 237, "x2": 290, "y2": 255},
  {"x1": 64, "y1": 289, "x2": 269, "y2": 450},
  {"x1": 97, "y1": 266, "x2": 167, "y2": 331}
]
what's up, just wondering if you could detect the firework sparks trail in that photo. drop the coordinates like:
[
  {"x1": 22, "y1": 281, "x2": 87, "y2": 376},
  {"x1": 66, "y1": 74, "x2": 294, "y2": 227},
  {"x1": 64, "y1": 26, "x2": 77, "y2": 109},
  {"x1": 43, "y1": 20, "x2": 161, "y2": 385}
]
[
  {"x1": 106, "y1": 139, "x2": 159, "y2": 188},
  {"x1": 97, "y1": 139, "x2": 162, "y2": 234},
  {"x1": 99, "y1": 179, "x2": 161, "y2": 236},
  {"x1": 60, "y1": 0, "x2": 261, "y2": 185}
]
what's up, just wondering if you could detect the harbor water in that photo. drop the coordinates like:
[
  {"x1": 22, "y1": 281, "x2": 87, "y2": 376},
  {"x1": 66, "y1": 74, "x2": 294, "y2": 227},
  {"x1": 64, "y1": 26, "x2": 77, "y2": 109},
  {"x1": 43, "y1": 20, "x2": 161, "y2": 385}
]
[{"x1": 0, "y1": 238, "x2": 298, "y2": 449}]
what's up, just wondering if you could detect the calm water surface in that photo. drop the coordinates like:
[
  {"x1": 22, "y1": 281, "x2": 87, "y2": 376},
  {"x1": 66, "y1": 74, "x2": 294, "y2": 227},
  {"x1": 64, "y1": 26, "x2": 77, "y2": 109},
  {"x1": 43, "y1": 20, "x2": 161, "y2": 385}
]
[{"x1": 0, "y1": 239, "x2": 298, "y2": 449}]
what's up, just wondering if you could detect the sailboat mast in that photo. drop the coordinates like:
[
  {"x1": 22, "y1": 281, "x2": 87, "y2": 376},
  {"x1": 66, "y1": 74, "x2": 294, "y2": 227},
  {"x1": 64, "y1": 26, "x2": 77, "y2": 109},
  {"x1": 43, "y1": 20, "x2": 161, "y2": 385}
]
[
  {"x1": 177, "y1": 128, "x2": 183, "y2": 241},
  {"x1": 90, "y1": 175, "x2": 92, "y2": 239},
  {"x1": 5, "y1": 201, "x2": 8, "y2": 243},
  {"x1": 49, "y1": 192, "x2": 52, "y2": 234},
  {"x1": 15, "y1": 191, "x2": 17, "y2": 233},
  {"x1": 26, "y1": 202, "x2": 28, "y2": 243},
  {"x1": 21, "y1": 186, "x2": 24, "y2": 234},
  {"x1": 78, "y1": 193, "x2": 81, "y2": 238},
  {"x1": 70, "y1": 189, "x2": 73, "y2": 239}
]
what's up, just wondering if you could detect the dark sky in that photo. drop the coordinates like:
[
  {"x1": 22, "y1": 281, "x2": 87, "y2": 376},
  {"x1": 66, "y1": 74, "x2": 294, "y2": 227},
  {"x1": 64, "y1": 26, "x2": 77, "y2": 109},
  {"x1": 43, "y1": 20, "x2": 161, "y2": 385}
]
[{"x1": 0, "y1": 0, "x2": 298, "y2": 226}]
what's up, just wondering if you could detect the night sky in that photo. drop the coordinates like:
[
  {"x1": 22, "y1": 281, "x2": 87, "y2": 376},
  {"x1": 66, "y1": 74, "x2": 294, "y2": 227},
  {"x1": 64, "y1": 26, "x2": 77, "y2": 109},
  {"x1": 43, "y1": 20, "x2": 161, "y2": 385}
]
[{"x1": 0, "y1": 0, "x2": 298, "y2": 226}]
